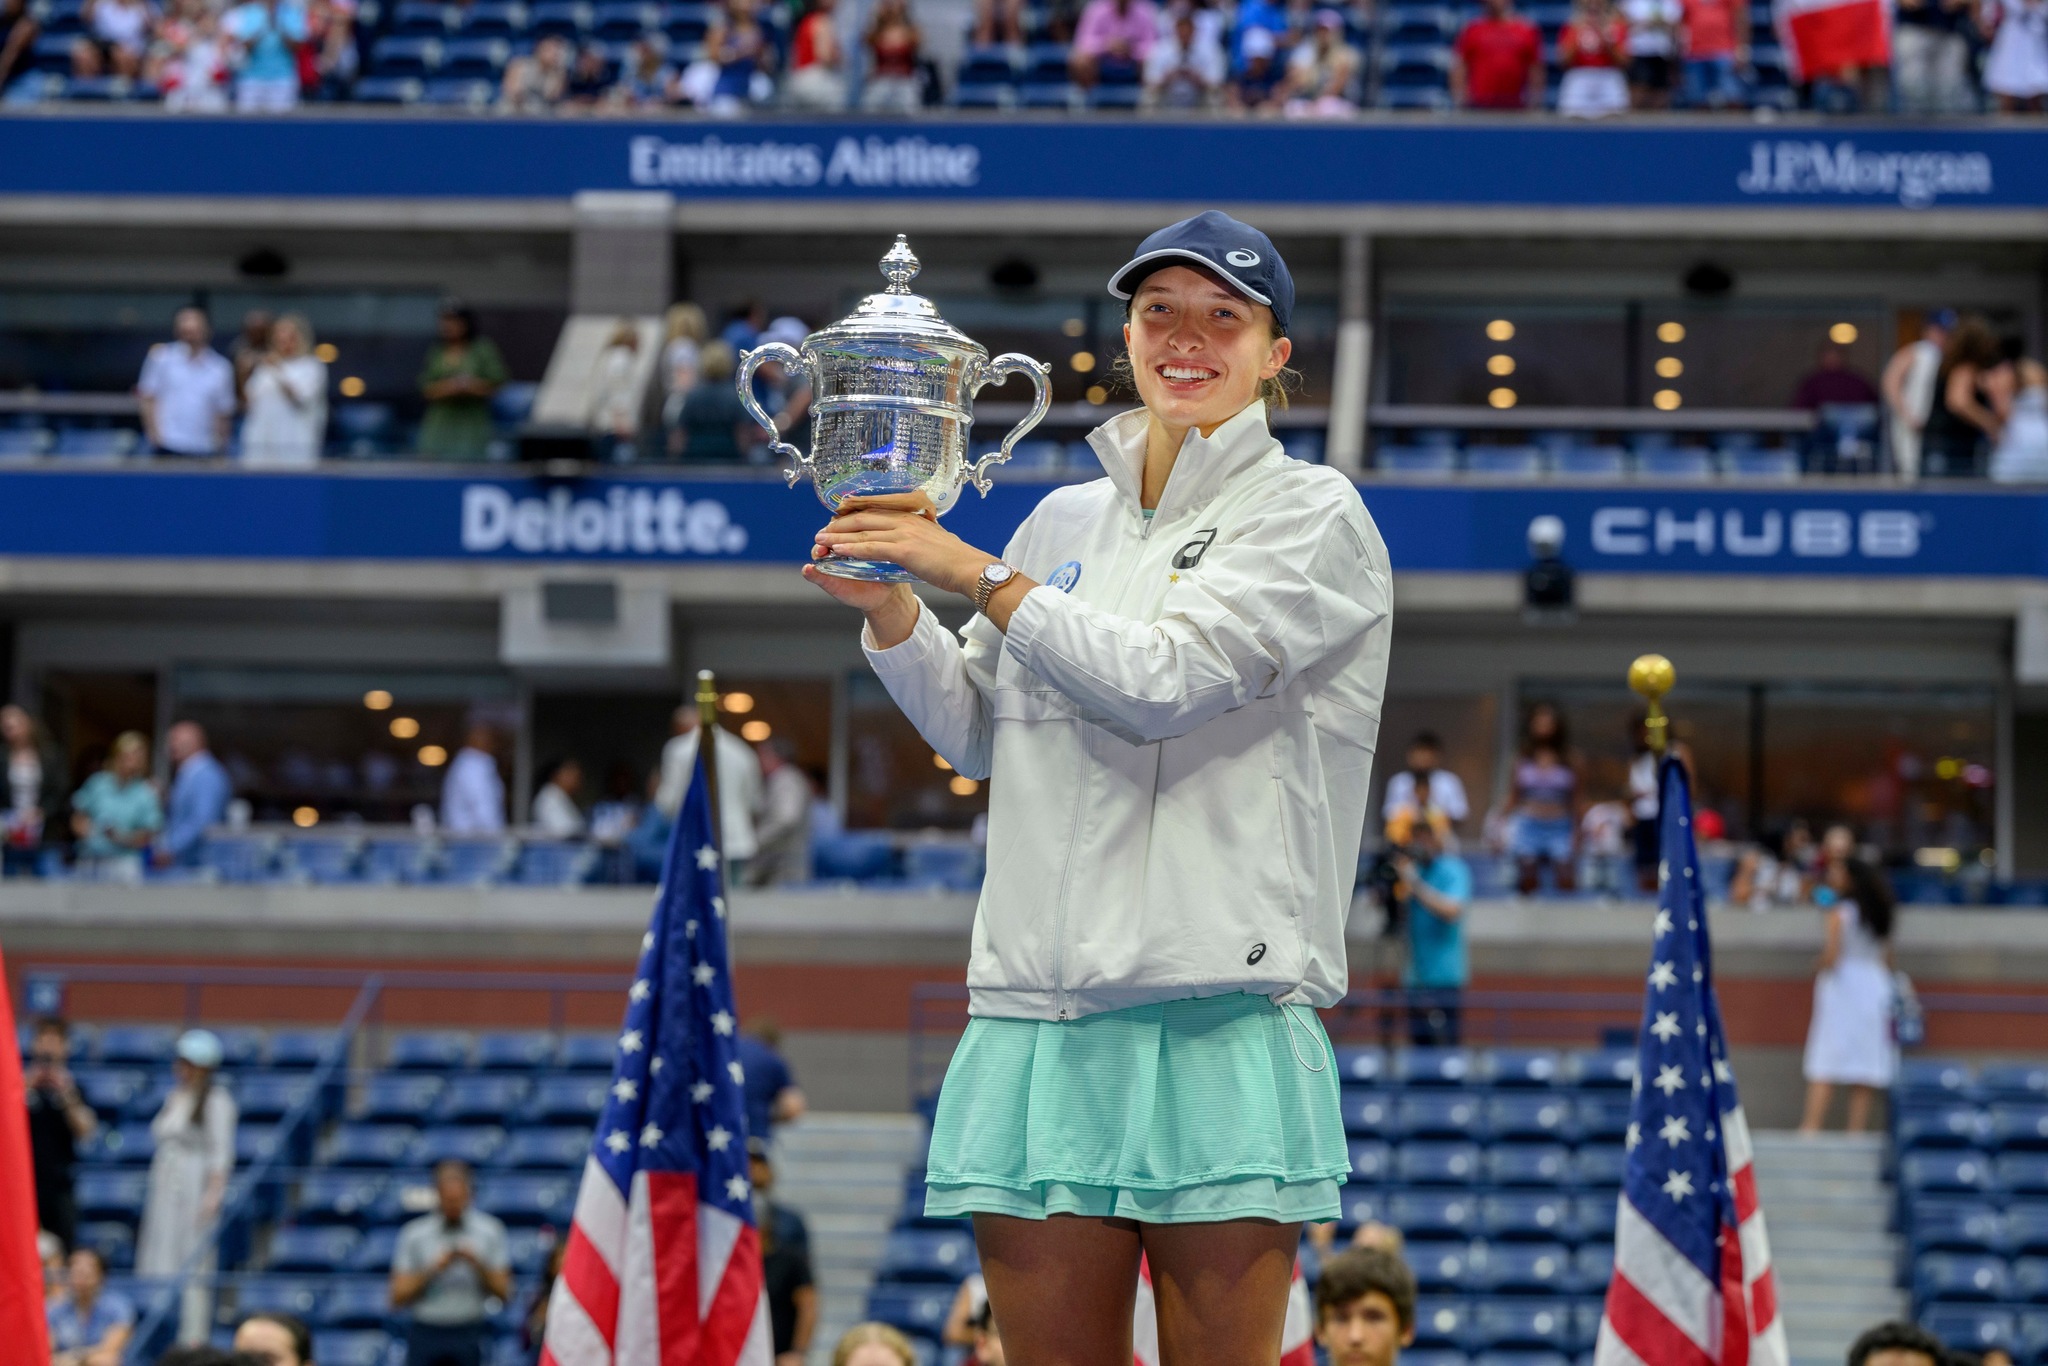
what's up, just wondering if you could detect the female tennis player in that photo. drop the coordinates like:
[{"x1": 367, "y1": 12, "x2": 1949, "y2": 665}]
[{"x1": 805, "y1": 211, "x2": 1394, "y2": 1366}]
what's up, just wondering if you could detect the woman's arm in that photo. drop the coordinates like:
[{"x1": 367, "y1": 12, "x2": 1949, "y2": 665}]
[
  {"x1": 1818, "y1": 907, "x2": 1843, "y2": 971},
  {"x1": 1948, "y1": 362, "x2": 2003, "y2": 439}
]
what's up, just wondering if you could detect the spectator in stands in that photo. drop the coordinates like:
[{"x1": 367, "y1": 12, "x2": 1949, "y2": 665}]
[
  {"x1": 969, "y1": 1299, "x2": 1007, "y2": 1365},
  {"x1": 1923, "y1": 314, "x2": 2005, "y2": 477},
  {"x1": 859, "y1": 0, "x2": 923, "y2": 111},
  {"x1": 674, "y1": 340, "x2": 751, "y2": 463},
  {"x1": 231, "y1": 1310, "x2": 311, "y2": 1366},
  {"x1": 1579, "y1": 794, "x2": 1629, "y2": 895},
  {"x1": 39, "y1": 1229, "x2": 64, "y2": 1303},
  {"x1": 137, "y1": 1029, "x2": 236, "y2": 1345},
  {"x1": 71, "y1": 0, "x2": 154, "y2": 81},
  {"x1": 418, "y1": 305, "x2": 507, "y2": 461},
  {"x1": 1881, "y1": 309, "x2": 1954, "y2": 481},
  {"x1": 1142, "y1": 6, "x2": 1226, "y2": 107},
  {"x1": 390, "y1": 1159, "x2": 512, "y2": 1366},
  {"x1": 1380, "y1": 732, "x2": 1469, "y2": 836},
  {"x1": 300, "y1": 0, "x2": 358, "y2": 98},
  {"x1": 223, "y1": 0, "x2": 309, "y2": 110},
  {"x1": 1391, "y1": 807, "x2": 1470, "y2": 1046},
  {"x1": 1452, "y1": 0, "x2": 1545, "y2": 108},
  {"x1": 832, "y1": 1324, "x2": 919, "y2": 1366},
  {"x1": 657, "y1": 701, "x2": 762, "y2": 869},
  {"x1": 228, "y1": 310, "x2": 272, "y2": 403},
  {"x1": 749, "y1": 316, "x2": 814, "y2": 459},
  {"x1": 737, "y1": 1018, "x2": 807, "y2": 1140},
  {"x1": 2, "y1": 704, "x2": 64, "y2": 876},
  {"x1": 942, "y1": 1274, "x2": 989, "y2": 1350},
  {"x1": 687, "y1": 0, "x2": 776, "y2": 112},
  {"x1": 521, "y1": 1238, "x2": 565, "y2": 1357},
  {"x1": 499, "y1": 32, "x2": 572, "y2": 109},
  {"x1": 1799, "y1": 857, "x2": 1897, "y2": 1134},
  {"x1": 1988, "y1": 335, "x2": 2048, "y2": 482},
  {"x1": 138, "y1": 306, "x2": 236, "y2": 459},
  {"x1": 749, "y1": 1138, "x2": 818, "y2": 1366},
  {"x1": 1224, "y1": 23, "x2": 1284, "y2": 107},
  {"x1": 47, "y1": 1247, "x2": 132, "y2": 1366},
  {"x1": 150, "y1": 0, "x2": 231, "y2": 110},
  {"x1": 1791, "y1": 340, "x2": 1880, "y2": 410},
  {"x1": 784, "y1": 0, "x2": 848, "y2": 108},
  {"x1": 972, "y1": 0, "x2": 1025, "y2": 44},
  {"x1": 1983, "y1": 0, "x2": 2048, "y2": 109},
  {"x1": 440, "y1": 724, "x2": 506, "y2": 835},
  {"x1": 1843, "y1": 1320, "x2": 1943, "y2": 1366},
  {"x1": 25, "y1": 1017, "x2": 96, "y2": 1253},
  {"x1": 1313, "y1": 1247, "x2": 1415, "y2": 1366},
  {"x1": 721, "y1": 300, "x2": 768, "y2": 353},
  {"x1": 0, "y1": 0, "x2": 38, "y2": 92},
  {"x1": 1277, "y1": 11, "x2": 1359, "y2": 114},
  {"x1": 1892, "y1": 0, "x2": 1975, "y2": 112},
  {"x1": 1678, "y1": 0, "x2": 1748, "y2": 106},
  {"x1": 566, "y1": 40, "x2": 613, "y2": 101},
  {"x1": 749, "y1": 739, "x2": 814, "y2": 886},
  {"x1": 1070, "y1": 0, "x2": 1156, "y2": 90},
  {"x1": 69, "y1": 731, "x2": 161, "y2": 881},
  {"x1": 239, "y1": 314, "x2": 327, "y2": 467},
  {"x1": 659, "y1": 302, "x2": 709, "y2": 457},
  {"x1": 1503, "y1": 703, "x2": 1578, "y2": 894},
  {"x1": 1730, "y1": 820, "x2": 1814, "y2": 910},
  {"x1": 614, "y1": 35, "x2": 680, "y2": 105},
  {"x1": 586, "y1": 319, "x2": 644, "y2": 449},
  {"x1": 1620, "y1": 0, "x2": 1680, "y2": 105},
  {"x1": 1625, "y1": 715, "x2": 1676, "y2": 892},
  {"x1": 531, "y1": 757, "x2": 586, "y2": 837},
  {"x1": 157, "y1": 721, "x2": 231, "y2": 868},
  {"x1": 1556, "y1": 0, "x2": 1631, "y2": 116}
]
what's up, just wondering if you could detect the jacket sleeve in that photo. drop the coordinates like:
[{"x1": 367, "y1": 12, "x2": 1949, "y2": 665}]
[
  {"x1": 861, "y1": 602, "x2": 1003, "y2": 781},
  {"x1": 1002, "y1": 495, "x2": 1390, "y2": 745}
]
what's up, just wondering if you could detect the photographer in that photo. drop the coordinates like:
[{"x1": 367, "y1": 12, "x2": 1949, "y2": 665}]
[
  {"x1": 25, "y1": 1016, "x2": 97, "y2": 1252},
  {"x1": 1388, "y1": 810, "x2": 1472, "y2": 1046}
]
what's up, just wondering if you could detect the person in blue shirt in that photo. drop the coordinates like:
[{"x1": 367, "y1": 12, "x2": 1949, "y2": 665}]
[
  {"x1": 736, "y1": 1019, "x2": 807, "y2": 1144},
  {"x1": 157, "y1": 721, "x2": 231, "y2": 869},
  {"x1": 1391, "y1": 808, "x2": 1472, "y2": 1047},
  {"x1": 223, "y1": 0, "x2": 308, "y2": 110},
  {"x1": 48, "y1": 1246, "x2": 133, "y2": 1366}
]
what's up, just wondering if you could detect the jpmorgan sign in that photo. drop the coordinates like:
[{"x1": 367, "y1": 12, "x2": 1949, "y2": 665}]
[
  {"x1": 1735, "y1": 139, "x2": 1995, "y2": 208},
  {"x1": 1587, "y1": 507, "x2": 1926, "y2": 560}
]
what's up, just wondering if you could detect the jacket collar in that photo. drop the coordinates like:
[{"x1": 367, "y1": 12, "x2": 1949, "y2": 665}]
[{"x1": 1084, "y1": 400, "x2": 1281, "y2": 524}]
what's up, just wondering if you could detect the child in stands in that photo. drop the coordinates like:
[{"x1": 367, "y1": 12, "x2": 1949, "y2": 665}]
[{"x1": 1315, "y1": 1247, "x2": 1417, "y2": 1366}]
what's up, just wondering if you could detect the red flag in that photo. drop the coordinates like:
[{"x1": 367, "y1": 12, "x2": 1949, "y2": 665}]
[
  {"x1": 1775, "y1": 0, "x2": 1890, "y2": 81},
  {"x1": 0, "y1": 948, "x2": 51, "y2": 1364}
]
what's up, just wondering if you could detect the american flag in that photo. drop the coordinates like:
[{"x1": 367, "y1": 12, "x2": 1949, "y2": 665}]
[
  {"x1": 540, "y1": 755, "x2": 773, "y2": 1366},
  {"x1": 1133, "y1": 1254, "x2": 1316, "y2": 1366},
  {"x1": 1595, "y1": 758, "x2": 1787, "y2": 1366}
]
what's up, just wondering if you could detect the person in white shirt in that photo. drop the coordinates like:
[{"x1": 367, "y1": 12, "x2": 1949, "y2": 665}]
[
  {"x1": 1881, "y1": 309, "x2": 1955, "y2": 481},
  {"x1": 439, "y1": 725, "x2": 506, "y2": 835},
  {"x1": 748, "y1": 738, "x2": 814, "y2": 886},
  {"x1": 1380, "y1": 732, "x2": 1470, "y2": 831},
  {"x1": 1619, "y1": 0, "x2": 1682, "y2": 106},
  {"x1": 530, "y1": 758, "x2": 586, "y2": 838},
  {"x1": 1142, "y1": 7, "x2": 1225, "y2": 107},
  {"x1": 240, "y1": 313, "x2": 327, "y2": 468},
  {"x1": 654, "y1": 704, "x2": 763, "y2": 868},
  {"x1": 137, "y1": 307, "x2": 236, "y2": 457}
]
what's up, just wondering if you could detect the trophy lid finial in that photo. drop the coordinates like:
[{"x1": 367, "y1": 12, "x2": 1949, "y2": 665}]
[{"x1": 881, "y1": 235, "x2": 921, "y2": 295}]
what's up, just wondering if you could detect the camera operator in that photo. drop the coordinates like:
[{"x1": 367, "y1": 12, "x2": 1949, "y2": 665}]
[
  {"x1": 25, "y1": 1016, "x2": 98, "y2": 1251},
  {"x1": 1387, "y1": 810, "x2": 1472, "y2": 1047}
]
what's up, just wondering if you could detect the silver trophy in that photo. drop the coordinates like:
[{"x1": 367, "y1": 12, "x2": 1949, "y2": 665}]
[{"x1": 737, "y1": 235, "x2": 1053, "y2": 582}]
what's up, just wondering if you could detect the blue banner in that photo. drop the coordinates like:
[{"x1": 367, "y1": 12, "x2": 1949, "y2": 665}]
[
  {"x1": 0, "y1": 467, "x2": 2040, "y2": 578},
  {"x1": 1, "y1": 115, "x2": 2040, "y2": 209}
]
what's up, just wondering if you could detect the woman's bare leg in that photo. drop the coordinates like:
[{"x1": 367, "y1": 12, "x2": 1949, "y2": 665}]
[
  {"x1": 1799, "y1": 1080, "x2": 1833, "y2": 1134},
  {"x1": 1844, "y1": 1084, "x2": 1875, "y2": 1133},
  {"x1": 974, "y1": 1213, "x2": 1143, "y2": 1366},
  {"x1": 1143, "y1": 1219, "x2": 1302, "y2": 1366}
]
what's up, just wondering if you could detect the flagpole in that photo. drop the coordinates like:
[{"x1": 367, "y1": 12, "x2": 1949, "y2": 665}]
[
  {"x1": 696, "y1": 669, "x2": 724, "y2": 856},
  {"x1": 1628, "y1": 653, "x2": 1675, "y2": 757}
]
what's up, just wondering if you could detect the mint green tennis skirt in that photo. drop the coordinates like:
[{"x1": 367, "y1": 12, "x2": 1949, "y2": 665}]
[{"x1": 923, "y1": 991, "x2": 1348, "y2": 1224}]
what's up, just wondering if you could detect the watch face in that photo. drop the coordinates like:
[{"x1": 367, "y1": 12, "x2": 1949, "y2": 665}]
[{"x1": 986, "y1": 564, "x2": 1016, "y2": 584}]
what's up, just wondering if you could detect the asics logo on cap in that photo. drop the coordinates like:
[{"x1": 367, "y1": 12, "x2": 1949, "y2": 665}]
[{"x1": 1225, "y1": 249, "x2": 1261, "y2": 267}]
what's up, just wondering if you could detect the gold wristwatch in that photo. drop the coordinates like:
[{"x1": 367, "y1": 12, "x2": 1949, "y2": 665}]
[{"x1": 972, "y1": 562, "x2": 1018, "y2": 614}]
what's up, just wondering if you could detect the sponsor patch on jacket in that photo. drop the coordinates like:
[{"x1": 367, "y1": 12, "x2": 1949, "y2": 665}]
[
  {"x1": 1173, "y1": 529, "x2": 1219, "y2": 570},
  {"x1": 1047, "y1": 560, "x2": 1082, "y2": 593}
]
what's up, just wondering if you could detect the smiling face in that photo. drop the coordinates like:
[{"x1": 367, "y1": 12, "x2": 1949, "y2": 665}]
[{"x1": 1124, "y1": 264, "x2": 1290, "y2": 435}]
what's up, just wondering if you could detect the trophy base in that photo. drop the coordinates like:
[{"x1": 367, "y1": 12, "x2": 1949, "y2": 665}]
[{"x1": 815, "y1": 556, "x2": 918, "y2": 583}]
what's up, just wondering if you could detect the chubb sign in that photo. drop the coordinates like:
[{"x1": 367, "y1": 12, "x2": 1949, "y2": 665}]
[
  {"x1": 460, "y1": 485, "x2": 750, "y2": 557},
  {"x1": 1586, "y1": 506, "x2": 1925, "y2": 560}
]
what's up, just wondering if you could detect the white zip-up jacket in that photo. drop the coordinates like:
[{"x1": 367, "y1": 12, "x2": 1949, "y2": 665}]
[{"x1": 862, "y1": 401, "x2": 1393, "y2": 1021}]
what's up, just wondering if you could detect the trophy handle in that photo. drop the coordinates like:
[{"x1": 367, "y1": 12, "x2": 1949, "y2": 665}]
[
  {"x1": 966, "y1": 353, "x2": 1052, "y2": 496},
  {"x1": 735, "y1": 342, "x2": 810, "y2": 487}
]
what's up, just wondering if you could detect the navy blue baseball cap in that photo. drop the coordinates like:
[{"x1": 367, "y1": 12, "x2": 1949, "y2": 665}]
[{"x1": 1107, "y1": 210, "x2": 1295, "y2": 334}]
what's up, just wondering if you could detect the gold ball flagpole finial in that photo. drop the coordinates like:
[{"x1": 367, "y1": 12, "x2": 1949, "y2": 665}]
[{"x1": 1629, "y1": 653, "x2": 1675, "y2": 755}]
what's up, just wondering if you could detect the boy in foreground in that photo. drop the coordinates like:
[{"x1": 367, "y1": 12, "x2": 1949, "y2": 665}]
[{"x1": 1315, "y1": 1247, "x2": 1417, "y2": 1366}]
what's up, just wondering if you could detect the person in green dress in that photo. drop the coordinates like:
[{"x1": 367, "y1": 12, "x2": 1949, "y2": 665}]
[
  {"x1": 70, "y1": 731, "x2": 162, "y2": 881},
  {"x1": 417, "y1": 304, "x2": 508, "y2": 460},
  {"x1": 802, "y1": 214, "x2": 1394, "y2": 1364}
]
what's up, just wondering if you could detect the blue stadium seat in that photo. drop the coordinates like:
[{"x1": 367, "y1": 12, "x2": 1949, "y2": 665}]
[
  {"x1": 310, "y1": 1332, "x2": 394, "y2": 1366},
  {"x1": 201, "y1": 834, "x2": 281, "y2": 883},
  {"x1": 1920, "y1": 1305, "x2": 2016, "y2": 1354},
  {"x1": 1481, "y1": 1049, "x2": 1562, "y2": 1088},
  {"x1": 361, "y1": 836, "x2": 433, "y2": 883},
  {"x1": 268, "y1": 1226, "x2": 364, "y2": 1273},
  {"x1": 0, "y1": 427, "x2": 52, "y2": 458},
  {"x1": 1907, "y1": 1199, "x2": 2007, "y2": 1257},
  {"x1": 475, "y1": 1173, "x2": 575, "y2": 1225},
  {"x1": 525, "y1": 1076, "x2": 608, "y2": 1125},
  {"x1": 1470, "y1": 1298, "x2": 1571, "y2": 1351},
  {"x1": 325, "y1": 1124, "x2": 419, "y2": 1168},
  {"x1": 1342, "y1": 1088, "x2": 1394, "y2": 1136},
  {"x1": 233, "y1": 1275, "x2": 325, "y2": 1320},
  {"x1": 1396, "y1": 1047, "x2": 1475, "y2": 1087},
  {"x1": 1570, "y1": 1241, "x2": 1616, "y2": 1294},
  {"x1": 2013, "y1": 1256, "x2": 2048, "y2": 1302},
  {"x1": 2020, "y1": 1310, "x2": 2048, "y2": 1364},
  {"x1": 880, "y1": 1227, "x2": 978, "y2": 1283},
  {"x1": 476, "y1": 1031, "x2": 555, "y2": 1072},
  {"x1": 1470, "y1": 1353, "x2": 1570, "y2": 1366},
  {"x1": 82, "y1": 1122, "x2": 155, "y2": 1166},
  {"x1": 390, "y1": 0, "x2": 454, "y2": 30},
  {"x1": 496, "y1": 1126, "x2": 588, "y2": 1170},
  {"x1": 865, "y1": 1283, "x2": 952, "y2": 1340},
  {"x1": 74, "y1": 1169, "x2": 148, "y2": 1224},
  {"x1": 1486, "y1": 1095, "x2": 1574, "y2": 1145},
  {"x1": 75, "y1": 1221, "x2": 134, "y2": 1269},
  {"x1": 1725, "y1": 447, "x2": 1800, "y2": 480},
  {"x1": 267, "y1": 1029, "x2": 341, "y2": 1071},
  {"x1": 437, "y1": 1075, "x2": 531, "y2": 1124},
  {"x1": 366, "y1": 1174, "x2": 439, "y2": 1228},
  {"x1": 52, "y1": 427, "x2": 139, "y2": 458},
  {"x1": 2010, "y1": 1203, "x2": 2048, "y2": 1256},
  {"x1": 1382, "y1": 5, "x2": 1455, "y2": 42},
  {"x1": 559, "y1": 1034, "x2": 616, "y2": 1074},
  {"x1": 1347, "y1": 1139, "x2": 1392, "y2": 1184},
  {"x1": 75, "y1": 1067, "x2": 149, "y2": 1118},
  {"x1": 1465, "y1": 445, "x2": 1542, "y2": 478},
  {"x1": 1914, "y1": 1251, "x2": 2012, "y2": 1302},
  {"x1": 1991, "y1": 1105, "x2": 2048, "y2": 1152},
  {"x1": 1399, "y1": 1092, "x2": 1485, "y2": 1140},
  {"x1": 238, "y1": 1125, "x2": 285, "y2": 1166},
  {"x1": 1902, "y1": 1104, "x2": 1990, "y2": 1150},
  {"x1": 316, "y1": 1277, "x2": 394, "y2": 1330},
  {"x1": 216, "y1": 1027, "x2": 268, "y2": 1069},
  {"x1": 1334, "y1": 1046, "x2": 1388, "y2": 1086},
  {"x1": 1481, "y1": 1193, "x2": 1573, "y2": 1242},
  {"x1": 281, "y1": 837, "x2": 362, "y2": 883},
  {"x1": 903, "y1": 842, "x2": 984, "y2": 890},
  {"x1": 2001, "y1": 1153, "x2": 2048, "y2": 1196},
  {"x1": 1336, "y1": 1188, "x2": 1385, "y2": 1231},
  {"x1": 459, "y1": 0, "x2": 526, "y2": 34},
  {"x1": 1470, "y1": 1244, "x2": 1571, "y2": 1296},
  {"x1": 1402, "y1": 1353, "x2": 1469, "y2": 1366},
  {"x1": 415, "y1": 1125, "x2": 507, "y2": 1167},
  {"x1": 1410, "y1": 1297, "x2": 1472, "y2": 1348},
  {"x1": 1377, "y1": 86, "x2": 1453, "y2": 110},
  {"x1": 1486, "y1": 1145, "x2": 1571, "y2": 1189},
  {"x1": 1574, "y1": 1095, "x2": 1632, "y2": 1144},
  {"x1": 1408, "y1": 1241, "x2": 1475, "y2": 1293},
  {"x1": 1553, "y1": 445, "x2": 1629, "y2": 477},
  {"x1": 96, "y1": 1024, "x2": 179, "y2": 1066},
  {"x1": 350, "y1": 1226, "x2": 403, "y2": 1273},
  {"x1": 1390, "y1": 1191, "x2": 1482, "y2": 1241},
  {"x1": 1376, "y1": 445, "x2": 1458, "y2": 475},
  {"x1": 1566, "y1": 1049, "x2": 1636, "y2": 1090},
  {"x1": 955, "y1": 81, "x2": 1014, "y2": 109},
  {"x1": 508, "y1": 839, "x2": 597, "y2": 887},
  {"x1": 1570, "y1": 1146, "x2": 1626, "y2": 1191},
  {"x1": 1396, "y1": 1142, "x2": 1481, "y2": 1187},
  {"x1": 592, "y1": 0, "x2": 656, "y2": 38},
  {"x1": 293, "y1": 1172, "x2": 388, "y2": 1227},
  {"x1": 958, "y1": 43, "x2": 1018, "y2": 83},
  {"x1": 122, "y1": 1075, "x2": 170, "y2": 1123},
  {"x1": 507, "y1": 1226, "x2": 559, "y2": 1274},
  {"x1": 435, "y1": 837, "x2": 515, "y2": 884},
  {"x1": 1900, "y1": 1059, "x2": 1981, "y2": 1106},
  {"x1": 238, "y1": 1073, "x2": 317, "y2": 1123},
  {"x1": 387, "y1": 1030, "x2": 471, "y2": 1071},
  {"x1": 1983, "y1": 1064, "x2": 2048, "y2": 1104},
  {"x1": 660, "y1": 0, "x2": 712, "y2": 41},
  {"x1": 812, "y1": 832, "x2": 898, "y2": 882},
  {"x1": 356, "y1": 1073, "x2": 447, "y2": 1124}
]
